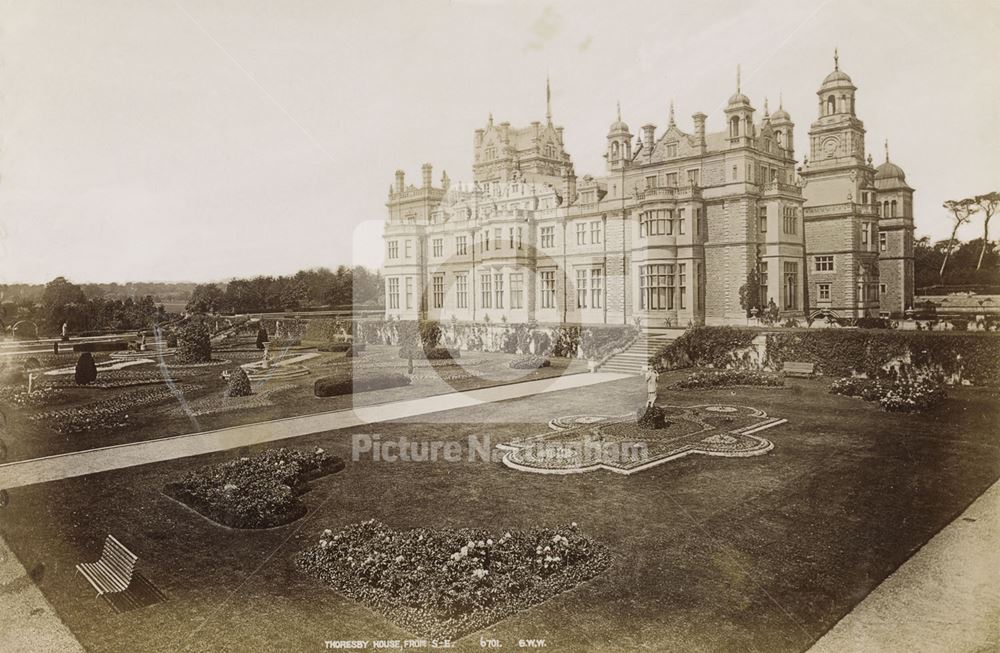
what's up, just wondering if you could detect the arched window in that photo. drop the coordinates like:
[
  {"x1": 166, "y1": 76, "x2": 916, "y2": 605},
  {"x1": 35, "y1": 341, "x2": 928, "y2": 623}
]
[
  {"x1": 775, "y1": 130, "x2": 784, "y2": 146},
  {"x1": 891, "y1": 200, "x2": 897, "y2": 217},
  {"x1": 730, "y1": 116, "x2": 740, "y2": 138},
  {"x1": 611, "y1": 141, "x2": 619, "y2": 159},
  {"x1": 850, "y1": 96, "x2": 855, "y2": 114},
  {"x1": 826, "y1": 95, "x2": 836, "y2": 115}
]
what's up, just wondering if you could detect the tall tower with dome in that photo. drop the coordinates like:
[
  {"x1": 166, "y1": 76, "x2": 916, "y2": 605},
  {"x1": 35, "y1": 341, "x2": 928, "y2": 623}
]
[
  {"x1": 799, "y1": 51, "x2": 884, "y2": 319},
  {"x1": 874, "y1": 141, "x2": 916, "y2": 315}
]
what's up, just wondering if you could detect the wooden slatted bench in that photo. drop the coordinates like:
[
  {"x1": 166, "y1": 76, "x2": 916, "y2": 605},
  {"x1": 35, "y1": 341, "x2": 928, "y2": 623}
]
[
  {"x1": 782, "y1": 361, "x2": 816, "y2": 378},
  {"x1": 77, "y1": 535, "x2": 138, "y2": 597}
]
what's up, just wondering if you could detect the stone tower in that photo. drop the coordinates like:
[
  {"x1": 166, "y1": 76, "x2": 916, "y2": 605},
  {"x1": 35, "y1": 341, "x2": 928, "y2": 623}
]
[{"x1": 874, "y1": 141, "x2": 915, "y2": 316}]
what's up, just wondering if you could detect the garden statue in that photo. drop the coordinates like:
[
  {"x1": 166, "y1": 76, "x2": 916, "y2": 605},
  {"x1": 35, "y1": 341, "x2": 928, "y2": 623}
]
[
  {"x1": 61, "y1": 322, "x2": 69, "y2": 341},
  {"x1": 767, "y1": 298, "x2": 779, "y2": 323},
  {"x1": 262, "y1": 341, "x2": 271, "y2": 369},
  {"x1": 139, "y1": 331, "x2": 146, "y2": 351},
  {"x1": 27, "y1": 372, "x2": 35, "y2": 395},
  {"x1": 643, "y1": 365, "x2": 660, "y2": 407}
]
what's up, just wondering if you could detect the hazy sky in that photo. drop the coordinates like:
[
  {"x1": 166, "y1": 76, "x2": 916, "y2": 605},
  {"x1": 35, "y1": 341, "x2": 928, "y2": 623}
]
[{"x1": 1, "y1": 0, "x2": 998, "y2": 284}]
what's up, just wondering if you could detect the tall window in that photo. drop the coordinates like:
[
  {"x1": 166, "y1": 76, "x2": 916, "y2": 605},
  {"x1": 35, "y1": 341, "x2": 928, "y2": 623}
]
[
  {"x1": 483, "y1": 230, "x2": 490, "y2": 251},
  {"x1": 665, "y1": 172, "x2": 678, "y2": 187},
  {"x1": 696, "y1": 262, "x2": 704, "y2": 310},
  {"x1": 540, "y1": 271, "x2": 556, "y2": 309},
  {"x1": 640, "y1": 210, "x2": 671, "y2": 237},
  {"x1": 730, "y1": 116, "x2": 740, "y2": 138},
  {"x1": 759, "y1": 261, "x2": 769, "y2": 307},
  {"x1": 456, "y1": 235, "x2": 467, "y2": 256},
  {"x1": 891, "y1": 200, "x2": 897, "y2": 217},
  {"x1": 687, "y1": 169, "x2": 699, "y2": 186},
  {"x1": 590, "y1": 221, "x2": 602, "y2": 244},
  {"x1": 783, "y1": 261, "x2": 798, "y2": 309},
  {"x1": 645, "y1": 175, "x2": 657, "y2": 190},
  {"x1": 540, "y1": 226, "x2": 555, "y2": 249},
  {"x1": 516, "y1": 227, "x2": 522, "y2": 249},
  {"x1": 591, "y1": 268, "x2": 603, "y2": 308},
  {"x1": 456, "y1": 274, "x2": 468, "y2": 308},
  {"x1": 814, "y1": 255, "x2": 834, "y2": 272},
  {"x1": 826, "y1": 95, "x2": 836, "y2": 115},
  {"x1": 480, "y1": 274, "x2": 492, "y2": 308},
  {"x1": 880, "y1": 232, "x2": 887, "y2": 251},
  {"x1": 862, "y1": 222, "x2": 869, "y2": 245},
  {"x1": 494, "y1": 228, "x2": 502, "y2": 249},
  {"x1": 510, "y1": 273, "x2": 524, "y2": 309},
  {"x1": 783, "y1": 207, "x2": 797, "y2": 234},
  {"x1": 509, "y1": 228, "x2": 515, "y2": 249},
  {"x1": 432, "y1": 239, "x2": 443, "y2": 257},
  {"x1": 576, "y1": 222, "x2": 586, "y2": 245},
  {"x1": 677, "y1": 209, "x2": 686, "y2": 235},
  {"x1": 695, "y1": 207, "x2": 702, "y2": 236},
  {"x1": 405, "y1": 277, "x2": 413, "y2": 309},
  {"x1": 388, "y1": 277, "x2": 399, "y2": 309},
  {"x1": 678, "y1": 264, "x2": 687, "y2": 309},
  {"x1": 759, "y1": 206, "x2": 768, "y2": 233},
  {"x1": 405, "y1": 240, "x2": 412, "y2": 258},
  {"x1": 494, "y1": 273, "x2": 504, "y2": 308},
  {"x1": 432, "y1": 275, "x2": 444, "y2": 309},
  {"x1": 576, "y1": 269, "x2": 588, "y2": 308},
  {"x1": 388, "y1": 241, "x2": 399, "y2": 259},
  {"x1": 640, "y1": 264, "x2": 674, "y2": 310}
]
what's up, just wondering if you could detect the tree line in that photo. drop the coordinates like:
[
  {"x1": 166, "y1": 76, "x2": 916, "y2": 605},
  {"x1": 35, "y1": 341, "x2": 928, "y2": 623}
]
[{"x1": 186, "y1": 266, "x2": 384, "y2": 315}]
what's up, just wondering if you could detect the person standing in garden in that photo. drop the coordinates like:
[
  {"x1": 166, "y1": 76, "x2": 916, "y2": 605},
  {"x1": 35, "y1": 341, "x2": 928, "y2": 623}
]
[{"x1": 643, "y1": 365, "x2": 660, "y2": 408}]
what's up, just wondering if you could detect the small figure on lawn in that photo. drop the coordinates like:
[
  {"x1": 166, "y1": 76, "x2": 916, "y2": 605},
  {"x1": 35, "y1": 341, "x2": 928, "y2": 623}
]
[
  {"x1": 61, "y1": 322, "x2": 69, "y2": 342},
  {"x1": 261, "y1": 341, "x2": 271, "y2": 370},
  {"x1": 767, "y1": 297, "x2": 779, "y2": 323},
  {"x1": 643, "y1": 364, "x2": 659, "y2": 408},
  {"x1": 256, "y1": 323, "x2": 269, "y2": 350},
  {"x1": 138, "y1": 331, "x2": 146, "y2": 352}
]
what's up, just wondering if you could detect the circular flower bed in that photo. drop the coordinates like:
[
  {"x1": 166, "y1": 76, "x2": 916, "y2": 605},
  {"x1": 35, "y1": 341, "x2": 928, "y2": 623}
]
[
  {"x1": 165, "y1": 447, "x2": 343, "y2": 528},
  {"x1": 674, "y1": 369, "x2": 784, "y2": 389},
  {"x1": 296, "y1": 520, "x2": 610, "y2": 640}
]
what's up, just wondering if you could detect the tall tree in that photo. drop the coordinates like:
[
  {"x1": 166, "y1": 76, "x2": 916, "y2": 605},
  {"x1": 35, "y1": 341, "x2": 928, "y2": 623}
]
[
  {"x1": 940, "y1": 198, "x2": 978, "y2": 278},
  {"x1": 974, "y1": 191, "x2": 999, "y2": 270}
]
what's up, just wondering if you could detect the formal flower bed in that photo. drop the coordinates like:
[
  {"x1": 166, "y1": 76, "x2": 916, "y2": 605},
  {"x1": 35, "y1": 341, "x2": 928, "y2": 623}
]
[
  {"x1": 0, "y1": 385, "x2": 67, "y2": 408},
  {"x1": 674, "y1": 370, "x2": 784, "y2": 389},
  {"x1": 830, "y1": 374, "x2": 946, "y2": 413},
  {"x1": 508, "y1": 355, "x2": 550, "y2": 370},
  {"x1": 164, "y1": 447, "x2": 344, "y2": 529},
  {"x1": 30, "y1": 384, "x2": 199, "y2": 433},
  {"x1": 296, "y1": 520, "x2": 610, "y2": 640},
  {"x1": 398, "y1": 346, "x2": 460, "y2": 360},
  {"x1": 51, "y1": 368, "x2": 186, "y2": 390},
  {"x1": 314, "y1": 371, "x2": 411, "y2": 397}
]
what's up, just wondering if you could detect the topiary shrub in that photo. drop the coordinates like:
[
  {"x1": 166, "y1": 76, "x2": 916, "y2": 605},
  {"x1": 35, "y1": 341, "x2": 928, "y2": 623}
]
[
  {"x1": 177, "y1": 320, "x2": 212, "y2": 363},
  {"x1": 226, "y1": 367, "x2": 253, "y2": 397},
  {"x1": 419, "y1": 320, "x2": 441, "y2": 349},
  {"x1": 74, "y1": 352, "x2": 98, "y2": 385},
  {"x1": 314, "y1": 371, "x2": 411, "y2": 398}
]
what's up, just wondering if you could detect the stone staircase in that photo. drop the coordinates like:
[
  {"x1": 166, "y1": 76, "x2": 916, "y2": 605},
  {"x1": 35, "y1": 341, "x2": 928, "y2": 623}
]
[{"x1": 599, "y1": 331, "x2": 675, "y2": 375}]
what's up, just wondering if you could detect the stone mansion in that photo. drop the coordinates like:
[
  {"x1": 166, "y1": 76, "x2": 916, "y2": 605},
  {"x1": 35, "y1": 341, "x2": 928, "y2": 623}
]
[{"x1": 382, "y1": 55, "x2": 915, "y2": 328}]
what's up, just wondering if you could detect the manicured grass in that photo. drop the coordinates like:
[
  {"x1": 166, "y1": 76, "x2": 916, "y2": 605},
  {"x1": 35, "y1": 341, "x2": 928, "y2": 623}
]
[
  {"x1": 0, "y1": 345, "x2": 585, "y2": 462},
  {"x1": 0, "y1": 376, "x2": 996, "y2": 651}
]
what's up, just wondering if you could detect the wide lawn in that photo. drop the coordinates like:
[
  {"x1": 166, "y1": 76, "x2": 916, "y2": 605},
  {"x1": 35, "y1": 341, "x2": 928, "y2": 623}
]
[
  {"x1": 0, "y1": 344, "x2": 585, "y2": 462},
  {"x1": 0, "y1": 375, "x2": 997, "y2": 652}
]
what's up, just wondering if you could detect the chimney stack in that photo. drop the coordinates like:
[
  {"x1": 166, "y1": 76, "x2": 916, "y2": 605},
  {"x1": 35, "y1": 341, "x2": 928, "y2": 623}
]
[
  {"x1": 692, "y1": 112, "x2": 707, "y2": 149},
  {"x1": 421, "y1": 163, "x2": 433, "y2": 189},
  {"x1": 642, "y1": 124, "x2": 656, "y2": 150},
  {"x1": 394, "y1": 169, "x2": 405, "y2": 193}
]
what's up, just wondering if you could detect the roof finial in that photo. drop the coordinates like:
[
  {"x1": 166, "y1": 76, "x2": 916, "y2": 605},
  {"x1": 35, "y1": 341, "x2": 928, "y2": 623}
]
[
  {"x1": 488, "y1": 112, "x2": 493, "y2": 126},
  {"x1": 668, "y1": 99, "x2": 675, "y2": 126},
  {"x1": 736, "y1": 64, "x2": 741, "y2": 93},
  {"x1": 616, "y1": 100, "x2": 621, "y2": 122},
  {"x1": 884, "y1": 138, "x2": 890, "y2": 162},
  {"x1": 834, "y1": 48, "x2": 839, "y2": 71},
  {"x1": 779, "y1": 91, "x2": 784, "y2": 110},
  {"x1": 546, "y1": 75, "x2": 552, "y2": 123},
  {"x1": 764, "y1": 97, "x2": 770, "y2": 117}
]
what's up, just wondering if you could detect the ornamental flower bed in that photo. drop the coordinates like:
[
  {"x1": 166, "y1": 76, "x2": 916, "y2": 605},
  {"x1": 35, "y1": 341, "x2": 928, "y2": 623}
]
[
  {"x1": 165, "y1": 447, "x2": 344, "y2": 529},
  {"x1": 674, "y1": 370, "x2": 784, "y2": 389},
  {"x1": 0, "y1": 385, "x2": 67, "y2": 408},
  {"x1": 830, "y1": 374, "x2": 946, "y2": 413},
  {"x1": 30, "y1": 384, "x2": 199, "y2": 433},
  {"x1": 508, "y1": 356, "x2": 550, "y2": 370},
  {"x1": 296, "y1": 520, "x2": 610, "y2": 640}
]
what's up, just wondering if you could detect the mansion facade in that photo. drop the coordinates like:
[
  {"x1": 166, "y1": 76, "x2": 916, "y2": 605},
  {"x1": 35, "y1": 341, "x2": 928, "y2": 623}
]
[{"x1": 382, "y1": 57, "x2": 915, "y2": 328}]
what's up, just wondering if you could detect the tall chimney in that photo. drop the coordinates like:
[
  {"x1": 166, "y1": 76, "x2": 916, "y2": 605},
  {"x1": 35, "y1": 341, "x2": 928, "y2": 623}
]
[
  {"x1": 394, "y1": 169, "x2": 405, "y2": 193},
  {"x1": 692, "y1": 112, "x2": 707, "y2": 149},
  {"x1": 421, "y1": 163, "x2": 433, "y2": 189},
  {"x1": 642, "y1": 124, "x2": 656, "y2": 150}
]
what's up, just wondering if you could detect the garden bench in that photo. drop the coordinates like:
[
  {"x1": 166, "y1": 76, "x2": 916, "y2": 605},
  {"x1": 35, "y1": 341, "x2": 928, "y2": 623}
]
[
  {"x1": 782, "y1": 361, "x2": 816, "y2": 378},
  {"x1": 76, "y1": 535, "x2": 138, "y2": 597}
]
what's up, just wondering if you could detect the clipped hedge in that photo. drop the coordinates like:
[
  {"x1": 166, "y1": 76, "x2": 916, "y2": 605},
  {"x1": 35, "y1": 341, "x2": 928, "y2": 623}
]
[
  {"x1": 764, "y1": 330, "x2": 1000, "y2": 385},
  {"x1": 398, "y1": 346, "x2": 459, "y2": 360},
  {"x1": 314, "y1": 371, "x2": 411, "y2": 398},
  {"x1": 509, "y1": 355, "x2": 550, "y2": 369},
  {"x1": 73, "y1": 341, "x2": 127, "y2": 353},
  {"x1": 650, "y1": 327, "x2": 757, "y2": 371}
]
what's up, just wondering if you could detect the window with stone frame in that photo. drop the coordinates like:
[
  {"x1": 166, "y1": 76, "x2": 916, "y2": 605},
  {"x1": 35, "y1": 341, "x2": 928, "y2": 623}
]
[
  {"x1": 576, "y1": 269, "x2": 588, "y2": 308},
  {"x1": 880, "y1": 232, "x2": 887, "y2": 252},
  {"x1": 388, "y1": 277, "x2": 399, "y2": 309},
  {"x1": 540, "y1": 270, "x2": 556, "y2": 308},
  {"x1": 576, "y1": 222, "x2": 586, "y2": 245},
  {"x1": 510, "y1": 273, "x2": 524, "y2": 309},
  {"x1": 388, "y1": 240, "x2": 399, "y2": 259},
  {"x1": 590, "y1": 221, "x2": 602, "y2": 244},
  {"x1": 640, "y1": 264, "x2": 673, "y2": 310},
  {"x1": 591, "y1": 268, "x2": 603, "y2": 309},
  {"x1": 456, "y1": 235, "x2": 467, "y2": 256},
  {"x1": 677, "y1": 209, "x2": 686, "y2": 235},
  {"x1": 494, "y1": 273, "x2": 504, "y2": 308},
  {"x1": 817, "y1": 283, "x2": 831, "y2": 301},
  {"x1": 432, "y1": 275, "x2": 444, "y2": 309},
  {"x1": 540, "y1": 226, "x2": 555, "y2": 249},
  {"x1": 814, "y1": 255, "x2": 834, "y2": 272},
  {"x1": 678, "y1": 263, "x2": 687, "y2": 309},
  {"x1": 455, "y1": 274, "x2": 468, "y2": 308},
  {"x1": 783, "y1": 261, "x2": 798, "y2": 309},
  {"x1": 432, "y1": 239, "x2": 443, "y2": 258},
  {"x1": 405, "y1": 277, "x2": 413, "y2": 309},
  {"x1": 480, "y1": 273, "x2": 492, "y2": 309}
]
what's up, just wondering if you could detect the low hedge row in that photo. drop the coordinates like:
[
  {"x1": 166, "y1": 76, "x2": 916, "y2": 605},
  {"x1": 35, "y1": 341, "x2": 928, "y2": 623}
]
[
  {"x1": 509, "y1": 355, "x2": 550, "y2": 369},
  {"x1": 650, "y1": 327, "x2": 757, "y2": 371},
  {"x1": 398, "y1": 346, "x2": 459, "y2": 360},
  {"x1": 314, "y1": 371, "x2": 411, "y2": 397},
  {"x1": 72, "y1": 341, "x2": 127, "y2": 353}
]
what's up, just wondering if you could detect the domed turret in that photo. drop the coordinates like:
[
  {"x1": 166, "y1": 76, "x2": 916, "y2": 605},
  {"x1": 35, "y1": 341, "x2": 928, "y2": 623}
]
[
  {"x1": 724, "y1": 65, "x2": 755, "y2": 142},
  {"x1": 608, "y1": 101, "x2": 630, "y2": 136},
  {"x1": 817, "y1": 49, "x2": 857, "y2": 117},
  {"x1": 606, "y1": 101, "x2": 632, "y2": 172}
]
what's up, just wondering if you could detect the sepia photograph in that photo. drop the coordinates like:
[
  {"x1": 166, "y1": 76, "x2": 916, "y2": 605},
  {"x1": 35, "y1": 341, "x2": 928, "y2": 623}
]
[{"x1": 0, "y1": 1, "x2": 998, "y2": 651}]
